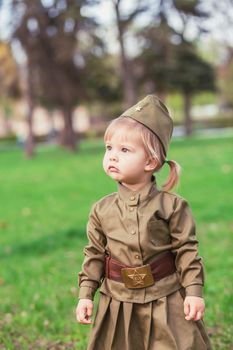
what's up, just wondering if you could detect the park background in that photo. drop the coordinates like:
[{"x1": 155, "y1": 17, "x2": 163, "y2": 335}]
[{"x1": 0, "y1": 0, "x2": 233, "y2": 349}]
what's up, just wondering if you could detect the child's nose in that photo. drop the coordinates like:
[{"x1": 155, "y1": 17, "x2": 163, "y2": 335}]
[{"x1": 110, "y1": 153, "x2": 118, "y2": 161}]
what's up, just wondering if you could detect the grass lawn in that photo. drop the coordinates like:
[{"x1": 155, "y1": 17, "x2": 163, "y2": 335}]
[{"x1": 0, "y1": 133, "x2": 233, "y2": 349}]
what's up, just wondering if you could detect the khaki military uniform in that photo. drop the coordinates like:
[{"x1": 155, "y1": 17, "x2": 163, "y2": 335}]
[{"x1": 78, "y1": 179, "x2": 212, "y2": 350}]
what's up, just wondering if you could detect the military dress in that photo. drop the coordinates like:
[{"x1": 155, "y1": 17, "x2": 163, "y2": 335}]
[{"x1": 78, "y1": 178, "x2": 212, "y2": 350}]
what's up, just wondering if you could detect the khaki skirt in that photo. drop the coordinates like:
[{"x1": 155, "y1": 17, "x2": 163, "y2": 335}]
[{"x1": 87, "y1": 289, "x2": 212, "y2": 350}]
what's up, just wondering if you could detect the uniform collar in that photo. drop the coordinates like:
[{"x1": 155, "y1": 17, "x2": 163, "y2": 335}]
[{"x1": 117, "y1": 176, "x2": 159, "y2": 205}]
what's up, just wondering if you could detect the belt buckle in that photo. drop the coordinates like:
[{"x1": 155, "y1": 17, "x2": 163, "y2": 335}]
[{"x1": 121, "y1": 264, "x2": 155, "y2": 289}]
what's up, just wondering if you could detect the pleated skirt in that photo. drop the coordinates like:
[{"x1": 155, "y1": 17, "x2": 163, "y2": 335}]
[{"x1": 87, "y1": 289, "x2": 212, "y2": 350}]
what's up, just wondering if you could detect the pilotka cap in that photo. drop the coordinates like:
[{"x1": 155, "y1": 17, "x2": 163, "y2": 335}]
[{"x1": 120, "y1": 95, "x2": 173, "y2": 155}]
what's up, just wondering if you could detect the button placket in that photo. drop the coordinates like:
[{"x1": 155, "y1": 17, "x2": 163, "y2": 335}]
[
  {"x1": 127, "y1": 198, "x2": 138, "y2": 236},
  {"x1": 129, "y1": 213, "x2": 138, "y2": 236},
  {"x1": 126, "y1": 194, "x2": 142, "y2": 263},
  {"x1": 128, "y1": 194, "x2": 139, "y2": 206}
]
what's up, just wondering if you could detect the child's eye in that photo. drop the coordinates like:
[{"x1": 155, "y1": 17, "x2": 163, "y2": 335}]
[
  {"x1": 106, "y1": 145, "x2": 112, "y2": 151},
  {"x1": 122, "y1": 147, "x2": 129, "y2": 153}
]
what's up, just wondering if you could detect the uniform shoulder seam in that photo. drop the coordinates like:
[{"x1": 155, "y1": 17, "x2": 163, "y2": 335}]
[
  {"x1": 160, "y1": 190, "x2": 188, "y2": 203},
  {"x1": 92, "y1": 192, "x2": 117, "y2": 209}
]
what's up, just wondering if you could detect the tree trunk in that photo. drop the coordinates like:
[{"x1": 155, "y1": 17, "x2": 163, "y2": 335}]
[
  {"x1": 25, "y1": 64, "x2": 35, "y2": 158},
  {"x1": 59, "y1": 106, "x2": 77, "y2": 151},
  {"x1": 114, "y1": 1, "x2": 137, "y2": 108},
  {"x1": 183, "y1": 92, "x2": 193, "y2": 136}
]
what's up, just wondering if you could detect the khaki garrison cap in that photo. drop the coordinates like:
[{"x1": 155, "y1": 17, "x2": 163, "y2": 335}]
[{"x1": 120, "y1": 95, "x2": 173, "y2": 155}]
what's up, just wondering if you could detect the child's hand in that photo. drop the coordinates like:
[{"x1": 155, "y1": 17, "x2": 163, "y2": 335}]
[
  {"x1": 184, "y1": 296, "x2": 205, "y2": 321},
  {"x1": 76, "y1": 298, "x2": 94, "y2": 324}
]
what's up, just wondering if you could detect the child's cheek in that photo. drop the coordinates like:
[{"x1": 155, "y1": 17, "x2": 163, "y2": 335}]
[{"x1": 102, "y1": 156, "x2": 108, "y2": 172}]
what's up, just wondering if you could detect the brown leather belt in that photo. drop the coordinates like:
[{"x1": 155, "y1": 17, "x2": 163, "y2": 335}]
[{"x1": 104, "y1": 252, "x2": 176, "y2": 289}]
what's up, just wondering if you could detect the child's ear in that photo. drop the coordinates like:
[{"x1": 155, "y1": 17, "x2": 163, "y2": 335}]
[{"x1": 145, "y1": 158, "x2": 157, "y2": 171}]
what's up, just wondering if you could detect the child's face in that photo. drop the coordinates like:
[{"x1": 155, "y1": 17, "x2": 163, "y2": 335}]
[{"x1": 103, "y1": 129, "x2": 152, "y2": 186}]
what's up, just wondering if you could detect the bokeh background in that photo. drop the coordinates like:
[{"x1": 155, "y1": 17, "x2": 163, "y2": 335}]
[{"x1": 0, "y1": 1, "x2": 232, "y2": 349}]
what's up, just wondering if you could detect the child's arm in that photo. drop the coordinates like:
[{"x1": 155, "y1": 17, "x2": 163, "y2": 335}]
[
  {"x1": 76, "y1": 298, "x2": 94, "y2": 324},
  {"x1": 184, "y1": 296, "x2": 205, "y2": 321},
  {"x1": 169, "y1": 196, "x2": 205, "y2": 298},
  {"x1": 169, "y1": 196, "x2": 207, "y2": 321},
  {"x1": 78, "y1": 203, "x2": 107, "y2": 301}
]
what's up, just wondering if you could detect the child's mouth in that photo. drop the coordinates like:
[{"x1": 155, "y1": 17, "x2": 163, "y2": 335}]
[{"x1": 108, "y1": 166, "x2": 119, "y2": 173}]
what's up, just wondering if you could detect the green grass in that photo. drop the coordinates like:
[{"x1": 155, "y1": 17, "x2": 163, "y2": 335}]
[{"x1": 0, "y1": 134, "x2": 233, "y2": 349}]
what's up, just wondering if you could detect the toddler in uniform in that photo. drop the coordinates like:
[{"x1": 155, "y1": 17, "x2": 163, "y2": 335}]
[{"x1": 76, "y1": 95, "x2": 212, "y2": 350}]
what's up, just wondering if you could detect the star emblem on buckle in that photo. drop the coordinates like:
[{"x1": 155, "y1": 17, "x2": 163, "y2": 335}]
[
  {"x1": 128, "y1": 269, "x2": 146, "y2": 286},
  {"x1": 135, "y1": 106, "x2": 142, "y2": 112}
]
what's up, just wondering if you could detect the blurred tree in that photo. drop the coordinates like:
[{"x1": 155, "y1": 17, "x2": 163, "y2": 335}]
[
  {"x1": 0, "y1": 42, "x2": 19, "y2": 98},
  {"x1": 135, "y1": 16, "x2": 176, "y2": 100},
  {"x1": 84, "y1": 53, "x2": 122, "y2": 103},
  {"x1": 112, "y1": 0, "x2": 149, "y2": 108},
  {"x1": 219, "y1": 48, "x2": 233, "y2": 108},
  {"x1": 110, "y1": 0, "x2": 212, "y2": 109},
  {"x1": 171, "y1": 0, "x2": 210, "y2": 40},
  {"x1": 171, "y1": 44, "x2": 216, "y2": 135},
  {"x1": 135, "y1": 0, "x2": 215, "y2": 135},
  {"x1": 0, "y1": 41, "x2": 20, "y2": 134},
  {"x1": 8, "y1": 0, "x2": 100, "y2": 156}
]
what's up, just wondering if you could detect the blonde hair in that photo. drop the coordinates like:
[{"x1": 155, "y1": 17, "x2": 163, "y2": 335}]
[{"x1": 104, "y1": 116, "x2": 181, "y2": 192}]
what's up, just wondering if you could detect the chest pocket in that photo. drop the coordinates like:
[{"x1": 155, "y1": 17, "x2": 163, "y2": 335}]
[{"x1": 147, "y1": 219, "x2": 170, "y2": 246}]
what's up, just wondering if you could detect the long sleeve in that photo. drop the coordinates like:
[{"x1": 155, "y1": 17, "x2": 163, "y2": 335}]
[
  {"x1": 169, "y1": 197, "x2": 205, "y2": 297},
  {"x1": 78, "y1": 203, "x2": 107, "y2": 300}
]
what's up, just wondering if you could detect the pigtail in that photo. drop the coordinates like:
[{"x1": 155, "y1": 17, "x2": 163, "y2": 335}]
[{"x1": 161, "y1": 160, "x2": 182, "y2": 192}]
